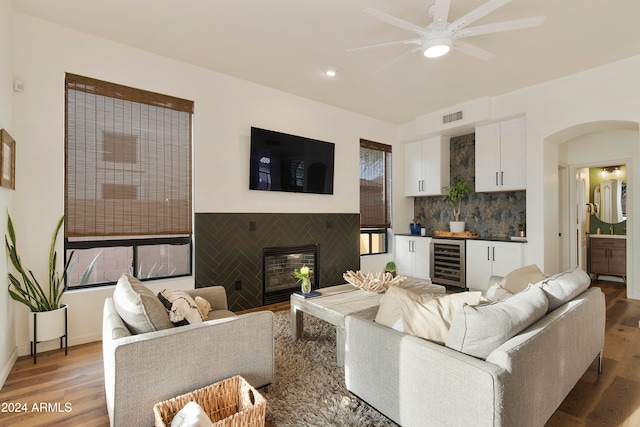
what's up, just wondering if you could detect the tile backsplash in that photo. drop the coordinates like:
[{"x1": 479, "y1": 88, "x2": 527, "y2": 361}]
[{"x1": 413, "y1": 133, "x2": 526, "y2": 238}]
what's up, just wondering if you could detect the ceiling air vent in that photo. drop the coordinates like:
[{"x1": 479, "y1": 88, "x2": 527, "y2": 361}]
[{"x1": 442, "y1": 110, "x2": 463, "y2": 124}]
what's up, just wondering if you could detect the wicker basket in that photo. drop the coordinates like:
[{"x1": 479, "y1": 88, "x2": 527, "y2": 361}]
[{"x1": 153, "y1": 375, "x2": 266, "y2": 427}]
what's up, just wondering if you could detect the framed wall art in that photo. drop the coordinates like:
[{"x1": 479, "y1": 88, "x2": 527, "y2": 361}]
[{"x1": 0, "y1": 129, "x2": 15, "y2": 190}]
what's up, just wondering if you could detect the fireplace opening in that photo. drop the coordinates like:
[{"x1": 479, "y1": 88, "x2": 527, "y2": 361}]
[{"x1": 262, "y1": 244, "x2": 319, "y2": 305}]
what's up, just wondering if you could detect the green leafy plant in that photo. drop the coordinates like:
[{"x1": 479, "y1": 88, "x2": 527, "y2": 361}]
[
  {"x1": 384, "y1": 261, "x2": 397, "y2": 272},
  {"x1": 6, "y1": 213, "x2": 72, "y2": 312},
  {"x1": 442, "y1": 181, "x2": 470, "y2": 222},
  {"x1": 518, "y1": 222, "x2": 526, "y2": 232}
]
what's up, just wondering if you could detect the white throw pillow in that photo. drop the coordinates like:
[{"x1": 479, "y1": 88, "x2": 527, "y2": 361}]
[
  {"x1": 533, "y1": 266, "x2": 590, "y2": 311},
  {"x1": 446, "y1": 285, "x2": 549, "y2": 359},
  {"x1": 112, "y1": 273, "x2": 174, "y2": 334},
  {"x1": 498, "y1": 264, "x2": 546, "y2": 294},
  {"x1": 195, "y1": 296, "x2": 212, "y2": 320},
  {"x1": 158, "y1": 289, "x2": 204, "y2": 326},
  {"x1": 375, "y1": 285, "x2": 421, "y2": 331},
  {"x1": 485, "y1": 284, "x2": 514, "y2": 302},
  {"x1": 398, "y1": 291, "x2": 483, "y2": 344}
]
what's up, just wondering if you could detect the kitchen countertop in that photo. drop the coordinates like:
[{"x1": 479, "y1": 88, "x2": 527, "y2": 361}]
[
  {"x1": 589, "y1": 234, "x2": 626, "y2": 239},
  {"x1": 395, "y1": 233, "x2": 528, "y2": 243}
]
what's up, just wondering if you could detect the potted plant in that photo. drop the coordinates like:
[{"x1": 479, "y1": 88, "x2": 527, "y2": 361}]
[
  {"x1": 518, "y1": 222, "x2": 526, "y2": 238},
  {"x1": 442, "y1": 180, "x2": 470, "y2": 233},
  {"x1": 410, "y1": 218, "x2": 421, "y2": 235},
  {"x1": 6, "y1": 213, "x2": 72, "y2": 360},
  {"x1": 384, "y1": 261, "x2": 397, "y2": 277}
]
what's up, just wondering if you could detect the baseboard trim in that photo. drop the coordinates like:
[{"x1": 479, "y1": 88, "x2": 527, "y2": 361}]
[
  {"x1": 0, "y1": 347, "x2": 19, "y2": 389},
  {"x1": 16, "y1": 333, "x2": 102, "y2": 357}
]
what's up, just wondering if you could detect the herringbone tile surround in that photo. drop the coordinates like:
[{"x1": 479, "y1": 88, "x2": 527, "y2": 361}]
[{"x1": 195, "y1": 213, "x2": 360, "y2": 311}]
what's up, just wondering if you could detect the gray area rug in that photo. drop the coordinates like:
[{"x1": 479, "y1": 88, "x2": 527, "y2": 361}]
[{"x1": 262, "y1": 310, "x2": 397, "y2": 427}]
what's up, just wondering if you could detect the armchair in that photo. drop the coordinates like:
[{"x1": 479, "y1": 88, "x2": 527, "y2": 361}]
[{"x1": 102, "y1": 275, "x2": 274, "y2": 427}]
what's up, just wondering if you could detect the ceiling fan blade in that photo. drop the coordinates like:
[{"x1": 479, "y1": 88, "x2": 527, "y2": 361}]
[
  {"x1": 347, "y1": 38, "x2": 421, "y2": 52},
  {"x1": 363, "y1": 8, "x2": 426, "y2": 35},
  {"x1": 456, "y1": 16, "x2": 545, "y2": 38},
  {"x1": 453, "y1": 40, "x2": 494, "y2": 61},
  {"x1": 375, "y1": 46, "x2": 422, "y2": 73},
  {"x1": 449, "y1": 0, "x2": 511, "y2": 30},
  {"x1": 432, "y1": 0, "x2": 451, "y2": 32}
]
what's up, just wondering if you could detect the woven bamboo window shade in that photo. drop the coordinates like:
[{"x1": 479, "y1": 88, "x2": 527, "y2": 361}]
[
  {"x1": 359, "y1": 139, "x2": 392, "y2": 228},
  {"x1": 65, "y1": 73, "x2": 194, "y2": 237}
]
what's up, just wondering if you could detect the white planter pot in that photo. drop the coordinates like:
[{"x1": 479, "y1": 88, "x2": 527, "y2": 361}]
[
  {"x1": 450, "y1": 221, "x2": 466, "y2": 233},
  {"x1": 29, "y1": 304, "x2": 68, "y2": 342}
]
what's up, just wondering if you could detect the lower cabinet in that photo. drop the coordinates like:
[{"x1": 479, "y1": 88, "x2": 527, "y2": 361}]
[
  {"x1": 466, "y1": 240, "x2": 524, "y2": 292},
  {"x1": 395, "y1": 235, "x2": 431, "y2": 280},
  {"x1": 590, "y1": 237, "x2": 626, "y2": 280}
]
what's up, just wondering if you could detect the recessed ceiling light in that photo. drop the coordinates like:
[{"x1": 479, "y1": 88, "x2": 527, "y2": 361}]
[{"x1": 325, "y1": 69, "x2": 337, "y2": 77}]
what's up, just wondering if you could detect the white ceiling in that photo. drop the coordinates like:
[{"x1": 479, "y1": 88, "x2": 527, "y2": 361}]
[{"x1": 12, "y1": 0, "x2": 640, "y2": 124}]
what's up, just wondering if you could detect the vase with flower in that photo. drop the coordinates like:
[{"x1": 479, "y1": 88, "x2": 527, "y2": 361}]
[{"x1": 293, "y1": 265, "x2": 313, "y2": 294}]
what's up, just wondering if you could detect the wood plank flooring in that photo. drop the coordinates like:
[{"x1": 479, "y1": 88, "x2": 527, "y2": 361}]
[{"x1": 0, "y1": 281, "x2": 638, "y2": 426}]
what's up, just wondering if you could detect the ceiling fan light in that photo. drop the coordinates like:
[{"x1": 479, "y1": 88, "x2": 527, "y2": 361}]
[{"x1": 423, "y1": 37, "x2": 452, "y2": 58}]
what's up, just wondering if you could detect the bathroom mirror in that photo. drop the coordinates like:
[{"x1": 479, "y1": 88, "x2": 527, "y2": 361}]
[{"x1": 594, "y1": 179, "x2": 626, "y2": 223}]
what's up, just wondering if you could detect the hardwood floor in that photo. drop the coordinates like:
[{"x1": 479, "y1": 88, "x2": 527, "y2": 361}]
[{"x1": 0, "y1": 281, "x2": 638, "y2": 426}]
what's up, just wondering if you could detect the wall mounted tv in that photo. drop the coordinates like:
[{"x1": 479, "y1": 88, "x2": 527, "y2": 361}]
[{"x1": 249, "y1": 127, "x2": 335, "y2": 195}]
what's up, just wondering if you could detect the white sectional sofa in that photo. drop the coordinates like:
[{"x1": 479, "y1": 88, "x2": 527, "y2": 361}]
[{"x1": 344, "y1": 267, "x2": 605, "y2": 427}]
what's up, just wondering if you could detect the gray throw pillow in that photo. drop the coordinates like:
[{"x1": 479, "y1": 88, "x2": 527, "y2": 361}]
[
  {"x1": 112, "y1": 273, "x2": 174, "y2": 334},
  {"x1": 445, "y1": 285, "x2": 549, "y2": 359},
  {"x1": 533, "y1": 266, "x2": 590, "y2": 311}
]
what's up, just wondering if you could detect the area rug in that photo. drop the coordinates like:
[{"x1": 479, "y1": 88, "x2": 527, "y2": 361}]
[{"x1": 262, "y1": 310, "x2": 397, "y2": 427}]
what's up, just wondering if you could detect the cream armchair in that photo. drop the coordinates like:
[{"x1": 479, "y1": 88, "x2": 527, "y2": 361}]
[{"x1": 102, "y1": 275, "x2": 274, "y2": 427}]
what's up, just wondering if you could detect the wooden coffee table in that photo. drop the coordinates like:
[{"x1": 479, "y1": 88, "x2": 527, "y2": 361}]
[{"x1": 290, "y1": 280, "x2": 446, "y2": 366}]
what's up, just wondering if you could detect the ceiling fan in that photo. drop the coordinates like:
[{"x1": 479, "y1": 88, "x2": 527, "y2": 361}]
[{"x1": 350, "y1": 0, "x2": 545, "y2": 69}]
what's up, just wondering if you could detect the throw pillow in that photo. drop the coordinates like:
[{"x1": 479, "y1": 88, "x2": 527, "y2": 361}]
[
  {"x1": 498, "y1": 264, "x2": 547, "y2": 294},
  {"x1": 112, "y1": 273, "x2": 174, "y2": 334},
  {"x1": 195, "y1": 296, "x2": 212, "y2": 320},
  {"x1": 375, "y1": 285, "x2": 422, "y2": 332},
  {"x1": 398, "y1": 291, "x2": 483, "y2": 344},
  {"x1": 445, "y1": 285, "x2": 549, "y2": 359},
  {"x1": 485, "y1": 284, "x2": 514, "y2": 302},
  {"x1": 169, "y1": 401, "x2": 212, "y2": 427},
  {"x1": 158, "y1": 289, "x2": 204, "y2": 326},
  {"x1": 533, "y1": 266, "x2": 590, "y2": 311}
]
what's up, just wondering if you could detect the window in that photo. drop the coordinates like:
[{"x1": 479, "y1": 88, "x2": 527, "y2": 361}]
[
  {"x1": 65, "y1": 73, "x2": 193, "y2": 288},
  {"x1": 359, "y1": 139, "x2": 392, "y2": 255}
]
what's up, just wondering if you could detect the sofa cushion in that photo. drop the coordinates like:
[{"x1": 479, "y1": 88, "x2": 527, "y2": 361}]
[
  {"x1": 533, "y1": 266, "x2": 590, "y2": 311},
  {"x1": 399, "y1": 291, "x2": 483, "y2": 344},
  {"x1": 158, "y1": 289, "x2": 204, "y2": 326},
  {"x1": 498, "y1": 264, "x2": 546, "y2": 294},
  {"x1": 445, "y1": 285, "x2": 549, "y2": 359},
  {"x1": 112, "y1": 273, "x2": 174, "y2": 334}
]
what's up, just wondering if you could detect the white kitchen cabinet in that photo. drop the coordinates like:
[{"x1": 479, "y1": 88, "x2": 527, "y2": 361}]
[
  {"x1": 466, "y1": 240, "x2": 524, "y2": 292},
  {"x1": 475, "y1": 116, "x2": 526, "y2": 192},
  {"x1": 395, "y1": 235, "x2": 431, "y2": 280},
  {"x1": 404, "y1": 135, "x2": 450, "y2": 197}
]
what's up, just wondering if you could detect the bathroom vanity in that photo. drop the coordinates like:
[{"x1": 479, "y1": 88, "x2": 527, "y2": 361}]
[{"x1": 590, "y1": 235, "x2": 626, "y2": 282}]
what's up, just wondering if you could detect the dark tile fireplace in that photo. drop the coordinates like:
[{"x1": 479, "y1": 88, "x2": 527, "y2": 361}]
[
  {"x1": 194, "y1": 213, "x2": 360, "y2": 311},
  {"x1": 263, "y1": 244, "x2": 318, "y2": 305}
]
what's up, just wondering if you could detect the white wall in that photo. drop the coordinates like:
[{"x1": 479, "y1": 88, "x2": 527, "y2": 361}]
[
  {"x1": 0, "y1": 0, "x2": 16, "y2": 389},
  {"x1": 400, "y1": 55, "x2": 640, "y2": 299},
  {"x1": 10, "y1": 12, "x2": 398, "y2": 356}
]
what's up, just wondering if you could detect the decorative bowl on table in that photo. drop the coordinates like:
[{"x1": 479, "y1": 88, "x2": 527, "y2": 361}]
[{"x1": 343, "y1": 270, "x2": 407, "y2": 293}]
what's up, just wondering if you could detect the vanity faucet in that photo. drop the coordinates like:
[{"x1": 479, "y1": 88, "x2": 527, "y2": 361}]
[{"x1": 610, "y1": 224, "x2": 614, "y2": 235}]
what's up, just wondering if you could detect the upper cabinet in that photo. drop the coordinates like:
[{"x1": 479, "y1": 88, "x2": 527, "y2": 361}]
[
  {"x1": 404, "y1": 135, "x2": 450, "y2": 197},
  {"x1": 475, "y1": 116, "x2": 526, "y2": 192}
]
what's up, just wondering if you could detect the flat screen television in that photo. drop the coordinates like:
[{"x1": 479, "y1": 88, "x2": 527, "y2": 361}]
[{"x1": 249, "y1": 127, "x2": 335, "y2": 195}]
